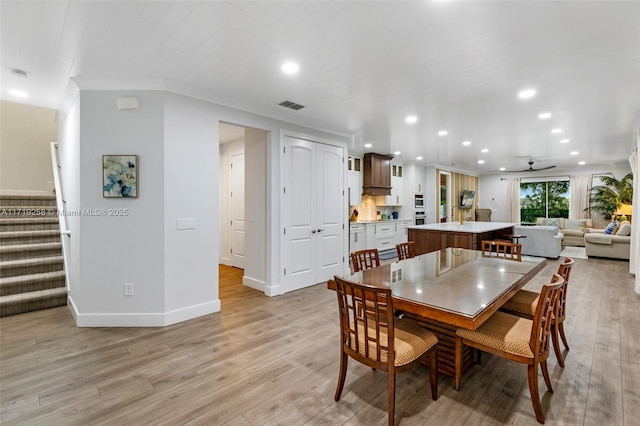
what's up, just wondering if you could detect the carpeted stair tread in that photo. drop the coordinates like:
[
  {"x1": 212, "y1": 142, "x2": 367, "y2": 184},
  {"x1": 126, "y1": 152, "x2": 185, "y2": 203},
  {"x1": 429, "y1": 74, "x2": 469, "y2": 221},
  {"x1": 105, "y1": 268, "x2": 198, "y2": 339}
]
[
  {"x1": 0, "y1": 206, "x2": 59, "y2": 217},
  {"x1": 1, "y1": 255, "x2": 64, "y2": 268},
  {"x1": 0, "y1": 242, "x2": 63, "y2": 261},
  {"x1": 0, "y1": 229, "x2": 60, "y2": 238},
  {"x1": 0, "y1": 195, "x2": 56, "y2": 206},
  {"x1": 0, "y1": 217, "x2": 59, "y2": 224},
  {"x1": 0, "y1": 230, "x2": 61, "y2": 245},
  {"x1": 0, "y1": 256, "x2": 64, "y2": 278},
  {"x1": 0, "y1": 242, "x2": 62, "y2": 253},
  {"x1": 0, "y1": 270, "x2": 66, "y2": 296},
  {"x1": 0, "y1": 194, "x2": 67, "y2": 316},
  {"x1": 0, "y1": 287, "x2": 67, "y2": 316},
  {"x1": 0, "y1": 217, "x2": 60, "y2": 231}
]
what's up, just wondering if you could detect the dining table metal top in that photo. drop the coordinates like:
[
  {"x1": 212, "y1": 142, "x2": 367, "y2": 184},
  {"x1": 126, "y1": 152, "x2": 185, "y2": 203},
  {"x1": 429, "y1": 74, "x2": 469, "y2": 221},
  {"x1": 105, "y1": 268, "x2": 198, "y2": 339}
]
[{"x1": 330, "y1": 247, "x2": 547, "y2": 330}]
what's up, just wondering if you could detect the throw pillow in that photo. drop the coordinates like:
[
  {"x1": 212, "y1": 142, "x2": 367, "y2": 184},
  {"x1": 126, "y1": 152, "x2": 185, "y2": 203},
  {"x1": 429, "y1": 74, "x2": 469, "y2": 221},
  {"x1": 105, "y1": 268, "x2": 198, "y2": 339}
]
[
  {"x1": 616, "y1": 222, "x2": 632, "y2": 236},
  {"x1": 565, "y1": 219, "x2": 587, "y2": 231},
  {"x1": 604, "y1": 221, "x2": 619, "y2": 235},
  {"x1": 536, "y1": 217, "x2": 546, "y2": 226},
  {"x1": 545, "y1": 218, "x2": 560, "y2": 227}
]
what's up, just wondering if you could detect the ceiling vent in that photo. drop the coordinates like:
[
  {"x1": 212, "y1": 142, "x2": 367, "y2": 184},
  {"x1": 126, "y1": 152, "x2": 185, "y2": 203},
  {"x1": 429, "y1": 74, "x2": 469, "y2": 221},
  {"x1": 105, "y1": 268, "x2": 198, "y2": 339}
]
[
  {"x1": 278, "y1": 100, "x2": 305, "y2": 110},
  {"x1": 10, "y1": 68, "x2": 28, "y2": 78}
]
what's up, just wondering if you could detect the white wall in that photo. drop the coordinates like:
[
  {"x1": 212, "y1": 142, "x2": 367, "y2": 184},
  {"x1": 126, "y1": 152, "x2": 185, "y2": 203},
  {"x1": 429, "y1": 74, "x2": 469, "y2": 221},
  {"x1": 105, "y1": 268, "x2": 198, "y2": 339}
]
[
  {"x1": 57, "y1": 88, "x2": 81, "y2": 316},
  {"x1": 55, "y1": 78, "x2": 351, "y2": 326},
  {"x1": 424, "y1": 166, "x2": 437, "y2": 223},
  {"x1": 78, "y1": 90, "x2": 166, "y2": 324},
  {"x1": 477, "y1": 175, "x2": 510, "y2": 222},
  {"x1": 0, "y1": 100, "x2": 57, "y2": 193},
  {"x1": 244, "y1": 127, "x2": 268, "y2": 293},
  {"x1": 163, "y1": 93, "x2": 220, "y2": 323}
]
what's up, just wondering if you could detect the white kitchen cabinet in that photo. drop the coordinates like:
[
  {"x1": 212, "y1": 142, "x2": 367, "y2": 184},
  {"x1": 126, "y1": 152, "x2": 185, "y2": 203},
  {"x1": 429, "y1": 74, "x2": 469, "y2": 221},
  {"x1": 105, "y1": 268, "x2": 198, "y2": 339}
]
[
  {"x1": 384, "y1": 162, "x2": 404, "y2": 206},
  {"x1": 348, "y1": 156, "x2": 362, "y2": 206},
  {"x1": 395, "y1": 220, "x2": 413, "y2": 244},
  {"x1": 374, "y1": 222, "x2": 396, "y2": 252},
  {"x1": 349, "y1": 223, "x2": 366, "y2": 254},
  {"x1": 403, "y1": 164, "x2": 426, "y2": 194}
]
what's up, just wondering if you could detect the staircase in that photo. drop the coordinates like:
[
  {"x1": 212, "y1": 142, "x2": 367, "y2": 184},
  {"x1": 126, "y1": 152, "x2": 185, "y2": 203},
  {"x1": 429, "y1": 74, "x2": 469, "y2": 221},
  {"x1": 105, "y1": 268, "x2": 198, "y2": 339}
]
[{"x1": 0, "y1": 194, "x2": 67, "y2": 316}]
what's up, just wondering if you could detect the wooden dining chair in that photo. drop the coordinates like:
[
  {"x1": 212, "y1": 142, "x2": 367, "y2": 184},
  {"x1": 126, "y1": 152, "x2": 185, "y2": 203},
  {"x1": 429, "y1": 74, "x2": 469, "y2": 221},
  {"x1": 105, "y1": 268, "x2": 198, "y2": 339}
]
[
  {"x1": 396, "y1": 241, "x2": 417, "y2": 260},
  {"x1": 500, "y1": 257, "x2": 575, "y2": 367},
  {"x1": 495, "y1": 241, "x2": 522, "y2": 261},
  {"x1": 333, "y1": 276, "x2": 438, "y2": 426},
  {"x1": 351, "y1": 248, "x2": 380, "y2": 273},
  {"x1": 480, "y1": 240, "x2": 497, "y2": 256},
  {"x1": 454, "y1": 273, "x2": 564, "y2": 424}
]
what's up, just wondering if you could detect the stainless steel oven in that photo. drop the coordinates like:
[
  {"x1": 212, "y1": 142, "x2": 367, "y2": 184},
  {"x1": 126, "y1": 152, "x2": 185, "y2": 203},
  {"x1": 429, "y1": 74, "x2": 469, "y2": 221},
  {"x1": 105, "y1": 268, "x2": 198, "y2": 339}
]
[
  {"x1": 414, "y1": 193, "x2": 425, "y2": 209},
  {"x1": 414, "y1": 210, "x2": 426, "y2": 226}
]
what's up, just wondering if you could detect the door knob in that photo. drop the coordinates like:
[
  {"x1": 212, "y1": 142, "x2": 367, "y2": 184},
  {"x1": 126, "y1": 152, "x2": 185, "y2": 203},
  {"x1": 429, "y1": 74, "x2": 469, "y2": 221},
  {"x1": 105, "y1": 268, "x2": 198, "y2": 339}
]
[
  {"x1": 317, "y1": 228, "x2": 324, "y2": 233},
  {"x1": 311, "y1": 229, "x2": 317, "y2": 234}
]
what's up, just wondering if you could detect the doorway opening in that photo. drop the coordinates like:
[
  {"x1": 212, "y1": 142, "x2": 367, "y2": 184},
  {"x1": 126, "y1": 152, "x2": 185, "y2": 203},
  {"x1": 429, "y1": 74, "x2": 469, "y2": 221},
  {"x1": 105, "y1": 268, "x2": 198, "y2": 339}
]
[
  {"x1": 439, "y1": 171, "x2": 451, "y2": 223},
  {"x1": 219, "y1": 122, "x2": 269, "y2": 297},
  {"x1": 220, "y1": 122, "x2": 246, "y2": 270}
]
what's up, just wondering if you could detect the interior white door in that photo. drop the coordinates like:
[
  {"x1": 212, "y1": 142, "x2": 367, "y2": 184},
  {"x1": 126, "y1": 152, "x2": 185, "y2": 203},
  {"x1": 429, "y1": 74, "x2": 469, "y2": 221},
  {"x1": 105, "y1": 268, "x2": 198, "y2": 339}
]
[
  {"x1": 314, "y1": 143, "x2": 344, "y2": 281},
  {"x1": 282, "y1": 136, "x2": 345, "y2": 292},
  {"x1": 230, "y1": 153, "x2": 245, "y2": 269}
]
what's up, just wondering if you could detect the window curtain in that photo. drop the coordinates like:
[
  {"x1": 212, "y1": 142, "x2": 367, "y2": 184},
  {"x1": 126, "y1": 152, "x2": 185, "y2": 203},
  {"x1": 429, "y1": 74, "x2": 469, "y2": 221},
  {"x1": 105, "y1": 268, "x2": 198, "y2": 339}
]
[
  {"x1": 629, "y1": 129, "x2": 639, "y2": 293},
  {"x1": 569, "y1": 175, "x2": 590, "y2": 219},
  {"x1": 506, "y1": 178, "x2": 521, "y2": 223}
]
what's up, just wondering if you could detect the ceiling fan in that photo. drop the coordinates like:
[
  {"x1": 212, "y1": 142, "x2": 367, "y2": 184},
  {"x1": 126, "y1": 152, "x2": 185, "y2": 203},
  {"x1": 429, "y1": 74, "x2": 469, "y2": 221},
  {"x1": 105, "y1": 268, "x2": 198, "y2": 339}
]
[{"x1": 501, "y1": 158, "x2": 556, "y2": 172}]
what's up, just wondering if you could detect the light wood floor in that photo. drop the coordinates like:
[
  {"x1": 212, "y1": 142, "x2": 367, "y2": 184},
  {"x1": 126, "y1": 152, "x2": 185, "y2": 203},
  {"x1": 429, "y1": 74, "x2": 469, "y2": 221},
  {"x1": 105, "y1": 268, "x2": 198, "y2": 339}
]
[{"x1": 1, "y1": 257, "x2": 639, "y2": 425}]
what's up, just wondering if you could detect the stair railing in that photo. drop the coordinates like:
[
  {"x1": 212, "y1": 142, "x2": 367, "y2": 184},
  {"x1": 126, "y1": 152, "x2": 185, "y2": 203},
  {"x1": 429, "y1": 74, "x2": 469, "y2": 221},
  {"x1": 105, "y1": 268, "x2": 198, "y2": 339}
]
[{"x1": 50, "y1": 142, "x2": 70, "y2": 291}]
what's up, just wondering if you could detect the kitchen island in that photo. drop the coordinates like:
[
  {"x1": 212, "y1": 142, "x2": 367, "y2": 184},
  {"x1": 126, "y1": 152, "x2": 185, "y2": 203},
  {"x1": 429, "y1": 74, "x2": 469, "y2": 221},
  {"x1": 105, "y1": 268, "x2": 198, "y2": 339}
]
[{"x1": 407, "y1": 221, "x2": 517, "y2": 255}]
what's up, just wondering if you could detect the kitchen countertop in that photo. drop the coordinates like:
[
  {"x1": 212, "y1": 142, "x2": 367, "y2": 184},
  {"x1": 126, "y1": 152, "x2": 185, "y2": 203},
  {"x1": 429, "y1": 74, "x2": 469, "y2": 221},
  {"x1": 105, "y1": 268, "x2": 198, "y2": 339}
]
[
  {"x1": 350, "y1": 219, "x2": 413, "y2": 224},
  {"x1": 406, "y1": 221, "x2": 517, "y2": 233}
]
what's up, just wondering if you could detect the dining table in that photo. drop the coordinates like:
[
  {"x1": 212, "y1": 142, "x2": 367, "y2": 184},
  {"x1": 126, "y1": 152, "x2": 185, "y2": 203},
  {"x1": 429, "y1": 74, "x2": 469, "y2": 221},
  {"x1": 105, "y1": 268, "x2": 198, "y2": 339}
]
[{"x1": 328, "y1": 247, "x2": 547, "y2": 377}]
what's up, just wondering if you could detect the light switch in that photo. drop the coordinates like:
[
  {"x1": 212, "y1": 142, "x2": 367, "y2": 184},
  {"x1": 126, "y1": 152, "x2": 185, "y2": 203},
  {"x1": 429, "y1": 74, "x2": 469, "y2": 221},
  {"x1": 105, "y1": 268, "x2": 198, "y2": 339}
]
[{"x1": 177, "y1": 217, "x2": 197, "y2": 230}]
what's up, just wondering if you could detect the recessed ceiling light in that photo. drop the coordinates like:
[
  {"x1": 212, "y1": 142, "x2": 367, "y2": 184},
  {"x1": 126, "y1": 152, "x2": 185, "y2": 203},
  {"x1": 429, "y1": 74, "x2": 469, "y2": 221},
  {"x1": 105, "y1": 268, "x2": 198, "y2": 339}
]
[
  {"x1": 538, "y1": 112, "x2": 552, "y2": 119},
  {"x1": 499, "y1": 167, "x2": 506, "y2": 171},
  {"x1": 578, "y1": 161, "x2": 586, "y2": 165},
  {"x1": 478, "y1": 160, "x2": 485, "y2": 164},
  {"x1": 560, "y1": 139, "x2": 570, "y2": 143},
  {"x1": 364, "y1": 143, "x2": 372, "y2": 148},
  {"x1": 393, "y1": 151, "x2": 401, "y2": 155},
  {"x1": 416, "y1": 156, "x2": 423, "y2": 160},
  {"x1": 438, "y1": 130, "x2": 448, "y2": 136},
  {"x1": 405, "y1": 115, "x2": 418, "y2": 123},
  {"x1": 281, "y1": 61, "x2": 299, "y2": 74},
  {"x1": 9, "y1": 89, "x2": 28, "y2": 98},
  {"x1": 481, "y1": 148, "x2": 489, "y2": 153},
  {"x1": 570, "y1": 151, "x2": 579, "y2": 156},
  {"x1": 518, "y1": 88, "x2": 536, "y2": 99},
  {"x1": 462, "y1": 141, "x2": 471, "y2": 146},
  {"x1": 551, "y1": 128, "x2": 562, "y2": 134}
]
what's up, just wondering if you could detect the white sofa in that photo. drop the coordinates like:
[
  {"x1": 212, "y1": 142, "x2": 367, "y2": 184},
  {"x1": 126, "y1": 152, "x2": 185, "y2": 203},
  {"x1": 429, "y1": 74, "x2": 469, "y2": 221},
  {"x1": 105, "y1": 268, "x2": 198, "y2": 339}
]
[
  {"x1": 535, "y1": 218, "x2": 593, "y2": 246},
  {"x1": 584, "y1": 222, "x2": 631, "y2": 260},
  {"x1": 514, "y1": 225, "x2": 564, "y2": 258}
]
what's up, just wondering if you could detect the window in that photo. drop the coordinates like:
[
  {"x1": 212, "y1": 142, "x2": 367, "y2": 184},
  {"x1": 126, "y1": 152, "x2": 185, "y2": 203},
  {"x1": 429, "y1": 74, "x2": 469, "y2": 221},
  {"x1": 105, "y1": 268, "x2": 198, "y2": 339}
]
[{"x1": 520, "y1": 179, "x2": 569, "y2": 223}]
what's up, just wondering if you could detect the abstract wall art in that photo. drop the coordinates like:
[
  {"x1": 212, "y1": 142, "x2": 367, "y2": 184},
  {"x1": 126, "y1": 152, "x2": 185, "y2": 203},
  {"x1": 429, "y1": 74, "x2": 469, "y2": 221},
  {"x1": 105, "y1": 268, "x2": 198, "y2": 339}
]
[{"x1": 103, "y1": 155, "x2": 138, "y2": 198}]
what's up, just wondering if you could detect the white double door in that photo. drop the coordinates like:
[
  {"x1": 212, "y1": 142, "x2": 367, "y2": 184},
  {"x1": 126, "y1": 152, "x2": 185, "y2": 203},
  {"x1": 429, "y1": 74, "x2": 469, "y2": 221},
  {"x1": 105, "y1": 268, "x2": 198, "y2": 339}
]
[{"x1": 282, "y1": 136, "x2": 345, "y2": 292}]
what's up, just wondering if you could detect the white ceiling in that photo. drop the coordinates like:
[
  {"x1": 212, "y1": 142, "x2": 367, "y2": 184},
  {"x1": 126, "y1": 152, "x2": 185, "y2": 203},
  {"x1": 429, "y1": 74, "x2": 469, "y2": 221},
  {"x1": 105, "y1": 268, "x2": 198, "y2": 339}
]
[{"x1": 2, "y1": 1, "x2": 639, "y2": 175}]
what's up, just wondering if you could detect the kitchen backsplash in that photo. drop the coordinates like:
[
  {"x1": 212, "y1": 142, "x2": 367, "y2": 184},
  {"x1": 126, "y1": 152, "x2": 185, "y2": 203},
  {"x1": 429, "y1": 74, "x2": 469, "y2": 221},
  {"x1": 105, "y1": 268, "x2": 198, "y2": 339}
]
[{"x1": 350, "y1": 195, "x2": 400, "y2": 221}]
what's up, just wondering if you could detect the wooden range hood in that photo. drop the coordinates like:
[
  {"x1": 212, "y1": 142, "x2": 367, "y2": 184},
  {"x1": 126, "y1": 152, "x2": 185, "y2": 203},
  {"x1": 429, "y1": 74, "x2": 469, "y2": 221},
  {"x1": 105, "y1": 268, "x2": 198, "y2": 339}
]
[{"x1": 362, "y1": 153, "x2": 393, "y2": 196}]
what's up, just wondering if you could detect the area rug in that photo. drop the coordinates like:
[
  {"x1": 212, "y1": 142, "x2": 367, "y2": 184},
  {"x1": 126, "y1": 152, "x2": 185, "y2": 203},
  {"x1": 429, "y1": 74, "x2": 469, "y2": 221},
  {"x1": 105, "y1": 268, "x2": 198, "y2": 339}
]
[
  {"x1": 379, "y1": 250, "x2": 398, "y2": 261},
  {"x1": 560, "y1": 246, "x2": 588, "y2": 259}
]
